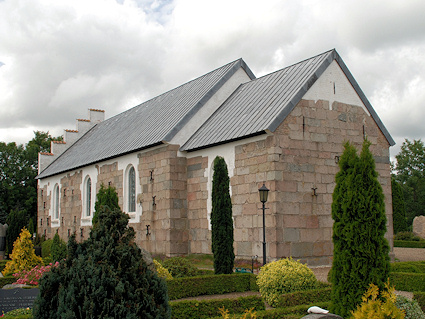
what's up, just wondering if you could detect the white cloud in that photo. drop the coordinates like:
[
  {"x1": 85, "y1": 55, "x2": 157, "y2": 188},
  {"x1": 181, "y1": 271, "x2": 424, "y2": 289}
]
[{"x1": 0, "y1": 0, "x2": 425, "y2": 158}]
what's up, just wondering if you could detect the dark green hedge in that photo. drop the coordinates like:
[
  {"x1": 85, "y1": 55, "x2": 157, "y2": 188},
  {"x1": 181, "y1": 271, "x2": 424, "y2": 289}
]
[
  {"x1": 390, "y1": 272, "x2": 425, "y2": 292},
  {"x1": 0, "y1": 276, "x2": 16, "y2": 287},
  {"x1": 394, "y1": 240, "x2": 425, "y2": 248},
  {"x1": 0, "y1": 259, "x2": 8, "y2": 272},
  {"x1": 414, "y1": 292, "x2": 425, "y2": 312},
  {"x1": 170, "y1": 295, "x2": 264, "y2": 319},
  {"x1": 276, "y1": 287, "x2": 332, "y2": 308},
  {"x1": 391, "y1": 261, "x2": 425, "y2": 273},
  {"x1": 167, "y1": 273, "x2": 257, "y2": 300},
  {"x1": 209, "y1": 302, "x2": 331, "y2": 319}
]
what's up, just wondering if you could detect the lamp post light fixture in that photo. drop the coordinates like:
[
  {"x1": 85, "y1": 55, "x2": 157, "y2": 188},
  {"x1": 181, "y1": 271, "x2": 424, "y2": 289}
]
[{"x1": 258, "y1": 183, "x2": 269, "y2": 266}]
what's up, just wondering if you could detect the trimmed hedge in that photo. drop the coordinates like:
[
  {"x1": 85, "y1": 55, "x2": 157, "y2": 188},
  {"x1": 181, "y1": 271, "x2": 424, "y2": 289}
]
[
  {"x1": 275, "y1": 287, "x2": 332, "y2": 308},
  {"x1": 394, "y1": 240, "x2": 425, "y2": 248},
  {"x1": 167, "y1": 273, "x2": 257, "y2": 300},
  {"x1": 390, "y1": 272, "x2": 425, "y2": 292},
  {"x1": 414, "y1": 292, "x2": 425, "y2": 312},
  {"x1": 391, "y1": 261, "x2": 425, "y2": 273},
  {"x1": 0, "y1": 276, "x2": 16, "y2": 287},
  {"x1": 170, "y1": 295, "x2": 264, "y2": 319},
  {"x1": 209, "y1": 302, "x2": 331, "y2": 319}
]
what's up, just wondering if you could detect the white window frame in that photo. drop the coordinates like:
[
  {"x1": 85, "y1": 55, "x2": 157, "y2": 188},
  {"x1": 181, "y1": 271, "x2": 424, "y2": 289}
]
[
  {"x1": 84, "y1": 176, "x2": 92, "y2": 217},
  {"x1": 53, "y1": 184, "x2": 60, "y2": 221}
]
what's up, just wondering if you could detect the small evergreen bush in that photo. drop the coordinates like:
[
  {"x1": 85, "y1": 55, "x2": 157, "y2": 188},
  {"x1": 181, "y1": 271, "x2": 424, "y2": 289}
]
[
  {"x1": 162, "y1": 256, "x2": 200, "y2": 278},
  {"x1": 41, "y1": 239, "x2": 52, "y2": 258},
  {"x1": 391, "y1": 261, "x2": 425, "y2": 274},
  {"x1": 395, "y1": 232, "x2": 424, "y2": 241},
  {"x1": 256, "y1": 258, "x2": 318, "y2": 307},
  {"x1": 390, "y1": 272, "x2": 425, "y2": 292},
  {"x1": 350, "y1": 281, "x2": 405, "y2": 319},
  {"x1": 50, "y1": 233, "x2": 67, "y2": 262},
  {"x1": 396, "y1": 295, "x2": 425, "y2": 319},
  {"x1": 2, "y1": 227, "x2": 42, "y2": 276}
]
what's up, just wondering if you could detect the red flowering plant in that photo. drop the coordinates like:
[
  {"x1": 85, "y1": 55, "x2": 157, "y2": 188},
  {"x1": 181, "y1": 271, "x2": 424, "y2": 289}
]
[{"x1": 13, "y1": 262, "x2": 60, "y2": 286}]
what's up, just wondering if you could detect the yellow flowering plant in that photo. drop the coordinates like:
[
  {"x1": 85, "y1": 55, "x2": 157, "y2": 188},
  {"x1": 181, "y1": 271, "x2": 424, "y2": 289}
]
[{"x1": 153, "y1": 259, "x2": 173, "y2": 280}]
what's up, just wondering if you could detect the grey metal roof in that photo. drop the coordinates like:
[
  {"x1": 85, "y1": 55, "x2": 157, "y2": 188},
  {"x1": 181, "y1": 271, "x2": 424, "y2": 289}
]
[
  {"x1": 181, "y1": 49, "x2": 395, "y2": 151},
  {"x1": 37, "y1": 59, "x2": 255, "y2": 179}
]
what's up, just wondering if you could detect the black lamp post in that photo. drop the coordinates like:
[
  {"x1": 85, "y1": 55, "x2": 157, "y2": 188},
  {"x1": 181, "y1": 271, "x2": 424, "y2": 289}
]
[{"x1": 258, "y1": 183, "x2": 269, "y2": 266}]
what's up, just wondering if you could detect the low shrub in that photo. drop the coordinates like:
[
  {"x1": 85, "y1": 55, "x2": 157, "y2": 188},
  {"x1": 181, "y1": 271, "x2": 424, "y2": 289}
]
[
  {"x1": 3, "y1": 308, "x2": 32, "y2": 318},
  {"x1": 170, "y1": 295, "x2": 264, "y2": 319},
  {"x1": 350, "y1": 281, "x2": 405, "y2": 319},
  {"x1": 395, "y1": 295, "x2": 425, "y2": 319},
  {"x1": 390, "y1": 272, "x2": 425, "y2": 292},
  {"x1": 391, "y1": 261, "x2": 425, "y2": 274},
  {"x1": 394, "y1": 240, "x2": 425, "y2": 248},
  {"x1": 41, "y1": 239, "x2": 52, "y2": 258},
  {"x1": 275, "y1": 287, "x2": 331, "y2": 308},
  {"x1": 50, "y1": 233, "x2": 67, "y2": 262},
  {"x1": 256, "y1": 258, "x2": 318, "y2": 307},
  {"x1": 154, "y1": 259, "x2": 173, "y2": 280},
  {"x1": 395, "y1": 232, "x2": 424, "y2": 241},
  {"x1": 0, "y1": 259, "x2": 8, "y2": 272},
  {"x1": 414, "y1": 292, "x2": 425, "y2": 312},
  {"x1": 162, "y1": 257, "x2": 200, "y2": 278},
  {"x1": 167, "y1": 273, "x2": 255, "y2": 300},
  {"x1": 0, "y1": 276, "x2": 16, "y2": 288}
]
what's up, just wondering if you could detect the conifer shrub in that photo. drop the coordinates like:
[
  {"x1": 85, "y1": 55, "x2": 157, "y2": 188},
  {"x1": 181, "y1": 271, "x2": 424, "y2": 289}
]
[
  {"x1": 256, "y1": 258, "x2": 318, "y2": 307},
  {"x1": 50, "y1": 233, "x2": 67, "y2": 262},
  {"x1": 5, "y1": 209, "x2": 28, "y2": 256},
  {"x1": 2, "y1": 227, "x2": 42, "y2": 276},
  {"x1": 331, "y1": 141, "x2": 390, "y2": 317},
  {"x1": 92, "y1": 183, "x2": 120, "y2": 226},
  {"x1": 32, "y1": 187, "x2": 170, "y2": 319},
  {"x1": 392, "y1": 178, "x2": 408, "y2": 234},
  {"x1": 154, "y1": 259, "x2": 173, "y2": 280},
  {"x1": 350, "y1": 281, "x2": 405, "y2": 318},
  {"x1": 162, "y1": 256, "x2": 200, "y2": 278},
  {"x1": 41, "y1": 239, "x2": 52, "y2": 258},
  {"x1": 211, "y1": 156, "x2": 234, "y2": 274}
]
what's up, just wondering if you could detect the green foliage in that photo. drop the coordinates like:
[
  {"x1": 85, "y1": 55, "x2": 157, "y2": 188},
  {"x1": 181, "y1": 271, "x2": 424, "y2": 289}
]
[
  {"x1": 391, "y1": 262, "x2": 425, "y2": 274},
  {"x1": 396, "y1": 232, "x2": 424, "y2": 241},
  {"x1": 6, "y1": 209, "x2": 28, "y2": 256},
  {"x1": 275, "y1": 287, "x2": 331, "y2": 308},
  {"x1": 211, "y1": 156, "x2": 234, "y2": 274},
  {"x1": 33, "y1": 186, "x2": 170, "y2": 319},
  {"x1": 0, "y1": 132, "x2": 62, "y2": 227},
  {"x1": 41, "y1": 239, "x2": 53, "y2": 258},
  {"x1": 92, "y1": 183, "x2": 120, "y2": 226},
  {"x1": 50, "y1": 233, "x2": 67, "y2": 262},
  {"x1": 414, "y1": 292, "x2": 425, "y2": 313},
  {"x1": 167, "y1": 273, "x2": 255, "y2": 300},
  {"x1": 2, "y1": 227, "x2": 42, "y2": 276},
  {"x1": 162, "y1": 256, "x2": 200, "y2": 278},
  {"x1": 3, "y1": 308, "x2": 32, "y2": 318},
  {"x1": 393, "y1": 178, "x2": 408, "y2": 233},
  {"x1": 0, "y1": 259, "x2": 8, "y2": 272},
  {"x1": 256, "y1": 258, "x2": 318, "y2": 307},
  {"x1": 390, "y1": 272, "x2": 425, "y2": 292},
  {"x1": 396, "y1": 295, "x2": 425, "y2": 319},
  {"x1": 331, "y1": 140, "x2": 390, "y2": 317},
  {"x1": 0, "y1": 275, "x2": 16, "y2": 288},
  {"x1": 394, "y1": 241, "x2": 425, "y2": 248},
  {"x1": 393, "y1": 139, "x2": 425, "y2": 226},
  {"x1": 170, "y1": 296, "x2": 264, "y2": 319},
  {"x1": 350, "y1": 281, "x2": 405, "y2": 319}
]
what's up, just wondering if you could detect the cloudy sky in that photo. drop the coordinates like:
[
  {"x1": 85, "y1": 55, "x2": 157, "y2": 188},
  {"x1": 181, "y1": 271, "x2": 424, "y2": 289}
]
[{"x1": 1, "y1": 0, "x2": 424, "y2": 159}]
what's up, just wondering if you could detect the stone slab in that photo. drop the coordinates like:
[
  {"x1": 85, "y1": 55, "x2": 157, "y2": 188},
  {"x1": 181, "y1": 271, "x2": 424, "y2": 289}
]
[{"x1": 0, "y1": 288, "x2": 39, "y2": 314}]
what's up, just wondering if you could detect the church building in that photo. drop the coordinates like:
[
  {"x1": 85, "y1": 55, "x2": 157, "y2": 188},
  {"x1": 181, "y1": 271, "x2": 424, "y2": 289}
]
[{"x1": 37, "y1": 49, "x2": 395, "y2": 266}]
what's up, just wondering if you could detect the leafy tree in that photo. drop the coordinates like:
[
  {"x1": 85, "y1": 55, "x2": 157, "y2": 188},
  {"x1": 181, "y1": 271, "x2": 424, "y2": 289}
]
[
  {"x1": 330, "y1": 141, "x2": 390, "y2": 317},
  {"x1": 392, "y1": 178, "x2": 408, "y2": 234},
  {"x1": 393, "y1": 139, "x2": 425, "y2": 226},
  {"x1": 5, "y1": 209, "x2": 28, "y2": 256},
  {"x1": 51, "y1": 233, "x2": 67, "y2": 262},
  {"x1": 211, "y1": 156, "x2": 234, "y2": 274},
  {"x1": 33, "y1": 186, "x2": 170, "y2": 319},
  {"x1": 2, "y1": 227, "x2": 42, "y2": 276},
  {"x1": 0, "y1": 131, "x2": 62, "y2": 226}
]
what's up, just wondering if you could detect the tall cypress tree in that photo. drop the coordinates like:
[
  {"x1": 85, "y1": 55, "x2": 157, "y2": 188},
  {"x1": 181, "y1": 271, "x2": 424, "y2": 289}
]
[
  {"x1": 331, "y1": 140, "x2": 390, "y2": 317},
  {"x1": 211, "y1": 156, "x2": 235, "y2": 274},
  {"x1": 33, "y1": 186, "x2": 170, "y2": 319},
  {"x1": 391, "y1": 177, "x2": 408, "y2": 234}
]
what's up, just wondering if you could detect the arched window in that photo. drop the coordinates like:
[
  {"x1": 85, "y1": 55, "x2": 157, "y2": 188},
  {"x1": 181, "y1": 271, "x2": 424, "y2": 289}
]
[
  {"x1": 128, "y1": 166, "x2": 136, "y2": 212},
  {"x1": 86, "y1": 177, "x2": 92, "y2": 217},
  {"x1": 53, "y1": 184, "x2": 60, "y2": 220}
]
